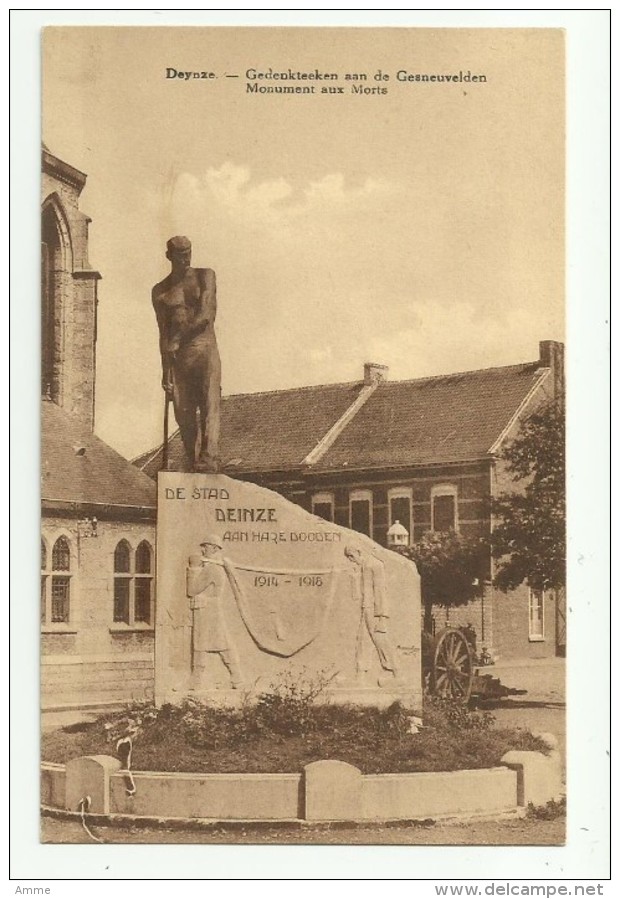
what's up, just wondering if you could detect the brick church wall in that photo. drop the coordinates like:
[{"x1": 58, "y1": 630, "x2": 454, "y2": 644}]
[{"x1": 41, "y1": 515, "x2": 156, "y2": 710}]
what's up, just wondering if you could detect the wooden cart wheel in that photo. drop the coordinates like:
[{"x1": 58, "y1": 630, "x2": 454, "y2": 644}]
[{"x1": 430, "y1": 627, "x2": 474, "y2": 704}]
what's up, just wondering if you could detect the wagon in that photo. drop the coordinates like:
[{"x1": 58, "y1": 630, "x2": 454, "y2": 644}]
[{"x1": 422, "y1": 626, "x2": 526, "y2": 704}]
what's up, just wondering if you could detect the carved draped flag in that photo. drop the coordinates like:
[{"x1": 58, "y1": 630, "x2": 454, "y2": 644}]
[{"x1": 221, "y1": 558, "x2": 341, "y2": 657}]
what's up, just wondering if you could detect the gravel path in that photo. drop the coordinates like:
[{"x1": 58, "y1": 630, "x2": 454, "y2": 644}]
[
  {"x1": 476, "y1": 657, "x2": 566, "y2": 778},
  {"x1": 41, "y1": 814, "x2": 565, "y2": 846}
]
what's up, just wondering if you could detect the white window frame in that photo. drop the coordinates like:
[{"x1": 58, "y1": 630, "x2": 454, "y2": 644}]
[
  {"x1": 112, "y1": 538, "x2": 155, "y2": 630},
  {"x1": 388, "y1": 487, "x2": 413, "y2": 545},
  {"x1": 430, "y1": 483, "x2": 459, "y2": 533},
  {"x1": 528, "y1": 588, "x2": 546, "y2": 641},
  {"x1": 349, "y1": 489, "x2": 373, "y2": 538},
  {"x1": 41, "y1": 532, "x2": 75, "y2": 631},
  {"x1": 312, "y1": 491, "x2": 335, "y2": 522}
]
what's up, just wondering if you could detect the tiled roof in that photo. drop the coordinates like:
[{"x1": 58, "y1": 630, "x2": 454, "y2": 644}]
[
  {"x1": 42, "y1": 399, "x2": 156, "y2": 509},
  {"x1": 137, "y1": 361, "x2": 547, "y2": 478},
  {"x1": 139, "y1": 381, "x2": 362, "y2": 476},
  {"x1": 317, "y1": 363, "x2": 545, "y2": 470}
]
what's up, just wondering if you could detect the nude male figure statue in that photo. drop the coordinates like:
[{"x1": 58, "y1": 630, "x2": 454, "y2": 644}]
[{"x1": 152, "y1": 236, "x2": 221, "y2": 472}]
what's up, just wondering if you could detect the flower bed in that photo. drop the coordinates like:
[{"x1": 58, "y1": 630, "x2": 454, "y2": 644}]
[{"x1": 42, "y1": 692, "x2": 548, "y2": 776}]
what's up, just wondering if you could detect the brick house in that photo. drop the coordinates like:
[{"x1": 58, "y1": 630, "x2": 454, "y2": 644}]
[
  {"x1": 41, "y1": 147, "x2": 157, "y2": 713},
  {"x1": 138, "y1": 346, "x2": 566, "y2": 662}
]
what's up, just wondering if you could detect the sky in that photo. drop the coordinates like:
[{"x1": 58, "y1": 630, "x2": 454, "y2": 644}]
[{"x1": 43, "y1": 27, "x2": 565, "y2": 459}]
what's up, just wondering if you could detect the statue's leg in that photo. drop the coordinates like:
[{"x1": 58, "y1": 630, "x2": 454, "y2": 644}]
[
  {"x1": 372, "y1": 632, "x2": 398, "y2": 674},
  {"x1": 190, "y1": 649, "x2": 207, "y2": 689},
  {"x1": 219, "y1": 649, "x2": 242, "y2": 688},
  {"x1": 355, "y1": 609, "x2": 371, "y2": 675},
  {"x1": 196, "y1": 352, "x2": 222, "y2": 472},
  {"x1": 173, "y1": 369, "x2": 198, "y2": 470}
]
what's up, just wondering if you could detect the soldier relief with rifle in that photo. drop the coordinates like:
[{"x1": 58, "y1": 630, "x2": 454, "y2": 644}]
[{"x1": 152, "y1": 236, "x2": 222, "y2": 473}]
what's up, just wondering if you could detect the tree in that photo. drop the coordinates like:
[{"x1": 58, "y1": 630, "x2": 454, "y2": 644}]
[
  {"x1": 492, "y1": 398, "x2": 565, "y2": 592},
  {"x1": 397, "y1": 530, "x2": 487, "y2": 634}
]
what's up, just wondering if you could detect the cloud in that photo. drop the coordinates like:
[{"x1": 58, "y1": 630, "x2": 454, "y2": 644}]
[{"x1": 170, "y1": 163, "x2": 394, "y2": 234}]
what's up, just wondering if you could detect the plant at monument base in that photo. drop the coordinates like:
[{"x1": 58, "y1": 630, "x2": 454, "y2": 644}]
[
  {"x1": 491, "y1": 398, "x2": 566, "y2": 593},
  {"x1": 395, "y1": 531, "x2": 488, "y2": 633},
  {"x1": 422, "y1": 695, "x2": 495, "y2": 733},
  {"x1": 102, "y1": 702, "x2": 158, "y2": 746},
  {"x1": 42, "y1": 695, "x2": 550, "y2": 776},
  {"x1": 179, "y1": 699, "x2": 257, "y2": 751},
  {"x1": 526, "y1": 796, "x2": 566, "y2": 820},
  {"x1": 254, "y1": 668, "x2": 336, "y2": 737}
]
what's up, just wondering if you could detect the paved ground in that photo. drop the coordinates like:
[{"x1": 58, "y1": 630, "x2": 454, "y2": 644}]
[
  {"x1": 41, "y1": 813, "x2": 565, "y2": 845},
  {"x1": 477, "y1": 656, "x2": 565, "y2": 704},
  {"x1": 475, "y1": 657, "x2": 566, "y2": 778}
]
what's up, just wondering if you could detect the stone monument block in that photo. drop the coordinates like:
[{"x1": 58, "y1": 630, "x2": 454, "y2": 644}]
[
  {"x1": 65, "y1": 755, "x2": 121, "y2": 814},
  {"x1": 155, "y1": 473, "x2": 422, "y2": 708},
  {"x1": 304, "y1": 760, "x2": 362, "y2": 821},
  {"x1": 501, "y1": 749, "x2": 564, "y2": 808}
]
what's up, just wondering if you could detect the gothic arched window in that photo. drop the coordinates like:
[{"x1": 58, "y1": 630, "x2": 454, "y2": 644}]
[
  {"x1": 113, "y1": 540, "x2": 154, "y2": 626},
  {"x1": 41, "y1": 203, "x2": 65, "y2": 400},
  {"x1": 41, "y1": 535, "x2": 72, "y2": 625}
]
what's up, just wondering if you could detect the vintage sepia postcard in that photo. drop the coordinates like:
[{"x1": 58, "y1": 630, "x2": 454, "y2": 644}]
[{"x1": 18, "y1": 11, "x2": 608, "y2": 883}]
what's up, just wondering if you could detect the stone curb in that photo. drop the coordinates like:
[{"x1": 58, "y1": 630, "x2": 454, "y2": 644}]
[{"x1": 44, "y1": 753, "x2": 562, "y2": 823}]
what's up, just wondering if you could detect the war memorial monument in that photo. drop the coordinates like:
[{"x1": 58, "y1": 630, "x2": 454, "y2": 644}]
[{"x1": 152, "y1": 237, "x2": 422, "y2": 708}]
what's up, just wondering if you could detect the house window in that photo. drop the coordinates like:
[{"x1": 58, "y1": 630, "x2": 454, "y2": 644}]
[
  {"x1": 41, "y1": 535, "x2": 72, "y2": 625},
  {"x1": 135, "y1": 541, "x2": 154, "y2": 624},
  {"x1": 312, "y1": 492, "x2": 334, "y2": 522},
  {"x1": 388, "y1": 488, "x2": 413, "y2": 544},
  {"x1": 431, "y1": 484, "x2": 458, "y2": 532},
  {"x1": 114, "y1": 540, "x2": 154, "y2": 626},
  {"x1": 113, "y1": 540, "x2": 132, "y2": 623},
  {"x1": 528, "y1": 589, "x2": 545, "y2": 641},
  {"x1": 349, "y1": 489, "x2": 373, "y2": 538}
]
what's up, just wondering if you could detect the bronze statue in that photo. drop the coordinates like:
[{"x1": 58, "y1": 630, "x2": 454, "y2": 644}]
[{"x1": 152, "y1": 236, "x2": 221, "y2": 472}]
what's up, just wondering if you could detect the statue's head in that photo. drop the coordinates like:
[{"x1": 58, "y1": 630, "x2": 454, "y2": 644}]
[
  {"x1": 344, "y1": 545, "x2": 362, "y2": 566},
  {"x1": 166, "y1": 235, "x2": 192, "y2": 271},
  {"x1": 200, "y1": 534, "x2": 222, "y2": 558}
]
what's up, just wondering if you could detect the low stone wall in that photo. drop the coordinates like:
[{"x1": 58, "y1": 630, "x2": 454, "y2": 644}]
[
  {"x1": 41, "y1": 653, "x2": 154, "y2": 710},
  {"x1": 110, "y1": 771, "x2": 303, "y2": 820},
  {"x1": 42, "y1": 737, "x2": 563, "y2": 823},
  {"x1": 41, "y1": 763, "x2": 66, "y2": 809},
  {"x1": 361, "y1": 769, "x2": 516, "y2": 821}
]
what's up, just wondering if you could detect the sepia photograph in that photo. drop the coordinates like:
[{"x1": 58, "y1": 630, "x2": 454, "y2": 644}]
[{"x1": 10, "y1": 8, "x2": 610, "y2": 885}]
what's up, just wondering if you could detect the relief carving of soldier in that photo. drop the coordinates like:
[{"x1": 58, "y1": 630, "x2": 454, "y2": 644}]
[
  {"x1": 186, "y1": 535, "x2": 242, "y2": 689},
  {"x1": 344, "y1": 545, "x2": 401, "y2": 687}
]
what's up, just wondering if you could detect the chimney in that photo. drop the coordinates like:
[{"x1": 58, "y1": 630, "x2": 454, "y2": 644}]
[
  {"x1": 539, "y1": 340, "x2": 565, "y2": 399},
  {"x1": 364, "y1": 362, "x2": 389, "y2": 386}
]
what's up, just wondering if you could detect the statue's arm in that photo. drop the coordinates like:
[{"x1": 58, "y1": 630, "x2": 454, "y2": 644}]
[
  {"x1": 187, "y1": 566, "x2": 211, "y2": 597},
  {"x1": 349, "y1": 569, "x2": 361, "y2": 602},
  {"x1": 372, "y1": 562, "x2": 389, "y2": 619},
  {"x1": 152, "y1": 288, "x2": 173, "y2": 390},
  {"x1": 200, "y1": 268, "x2": 217, "y2": 324},
  {"x1": 184, "y1": 268, "x2": 216, "y2": 340}
]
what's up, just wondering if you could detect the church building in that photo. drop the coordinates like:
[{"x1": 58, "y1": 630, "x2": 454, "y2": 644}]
[{"x1": 41, "y1": 146, "x2": 157, "y2": 715}]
